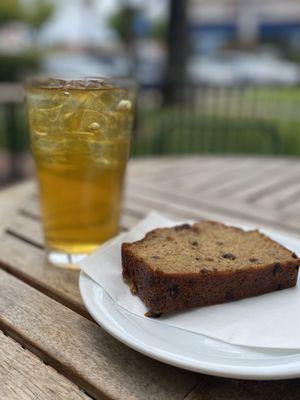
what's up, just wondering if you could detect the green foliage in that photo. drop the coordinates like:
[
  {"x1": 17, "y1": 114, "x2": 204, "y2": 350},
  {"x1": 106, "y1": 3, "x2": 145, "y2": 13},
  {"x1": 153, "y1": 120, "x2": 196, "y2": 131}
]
[
  {"x1": 0, "y1": 0, "x2": 53, "y2": 28},
  {"x1": 0, "y1": 52, "x2": 39, "y2": 81},
  {"x1": 0, "y1": 0, "x2": 22, "y2": 25},
  {"x1": 109, "y1": 7, "x2": 136, "y2": 44},
  {"x1": 109, "y1": 8, "x2": 167, "y2": 42},
  {"x1": 283, "y1": 47, "x2": 300, "y2": 65},
  {"x1": 0, "y1": 0, "x2": 53, "y2": 82},
  {"x1": 151, "y1": 19, "x2": 167, "y2": 41},
  {"x1": 0, "y1": 105, "x2": 29, "y2": 151},
  {"x1": 22, "y1": 0, "x2": 54, "y2": 30}
]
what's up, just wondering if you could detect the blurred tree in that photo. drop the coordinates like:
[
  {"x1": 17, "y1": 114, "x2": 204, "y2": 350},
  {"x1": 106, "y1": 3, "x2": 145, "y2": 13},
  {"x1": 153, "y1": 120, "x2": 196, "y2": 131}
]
[
  {"x1": 109, "y1": 7, "x2": 136, "y2": 47},
  {"x1": 163, "y1": 0, "x2": 188, "y2": 105},
  {"x1": 0, "y1": 0, "x2": 53, "y2": 81},
  {"x1": 109, "y1": 5, "x2": 137, "y2": 76},
  {"x1": 22, "y1": 0, "x2": 54, "y2": 30},
  {"x1": 0, "y1": 53, "x2": 38, "y2": 81},
  {"x1": 0, "y1": 0, "x2": 53, "y2": 28},
  {"x1": 151, "y1": 19, "x2": 167, "y2": 41},
  {"x1": 0, "y1": 0, "x2": 22, "y2": 25}
]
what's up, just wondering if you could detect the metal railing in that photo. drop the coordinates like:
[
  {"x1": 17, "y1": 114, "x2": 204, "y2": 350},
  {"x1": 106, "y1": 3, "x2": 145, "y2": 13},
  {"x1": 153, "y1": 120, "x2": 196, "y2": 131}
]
[{"x1": 132, "y1": 85, "x2": 300, "y2": 156}]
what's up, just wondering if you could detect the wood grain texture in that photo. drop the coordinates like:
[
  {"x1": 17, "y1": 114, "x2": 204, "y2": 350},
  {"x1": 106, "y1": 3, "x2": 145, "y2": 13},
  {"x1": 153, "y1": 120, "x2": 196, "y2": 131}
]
[
  {"x1": 0, "y1": 234, "x2": 87, "y2": 317},
  {"x1": 5, "y1": 156, "x2": 300, "y2": 238},
  {"x1": 0, "y1": 270, "x2": 198, "y2": 400},
  {"x1": 3, "y1": 156, "x2": 300, "y2": 400},
  {"x1": 124, "y1": 181, "x2": 300, "y2": 236},
  {"x1": 185, "y1": 376, "x2": 300, "y2": 400},
  {"x1": 0, "y1": 202, "x2": 137, "y2": 318},
  {"x1": 127, "y1": 172, "x2": 300, "y2": 232},
  {"x1": 0, "y1": 332, "x2": 90, "y2": 400},
  {"x1": 1, "y1": 157, "x2": 300, "y2": 325},
  {"x1": 195, "y1": 159, "x2": 290, "y2": 197},
  {"x1": 0, "y1": 181, "x2": 33, "y2": 233},
  {"x1": 167, "y1": 158, "x2": 262, "y2": 192},
  {"x1": 7, "y1": 212, "x2": 44, "y2": 247},
  {"x1": 126, "y1": 157, "x2": 300, "y2": 221}
]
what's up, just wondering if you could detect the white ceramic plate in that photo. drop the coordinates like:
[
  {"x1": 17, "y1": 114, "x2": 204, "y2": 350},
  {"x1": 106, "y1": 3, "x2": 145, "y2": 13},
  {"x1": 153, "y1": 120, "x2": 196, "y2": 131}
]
[{"x1": 80, "y1": 271, "x2": 300, "y2": 380}]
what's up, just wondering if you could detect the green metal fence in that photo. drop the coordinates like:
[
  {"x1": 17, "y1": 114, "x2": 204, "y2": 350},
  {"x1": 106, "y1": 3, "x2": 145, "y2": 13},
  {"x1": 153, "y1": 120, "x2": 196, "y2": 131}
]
[{"x1": 132, "y1": 85, "x2": 300, "y2": 156}]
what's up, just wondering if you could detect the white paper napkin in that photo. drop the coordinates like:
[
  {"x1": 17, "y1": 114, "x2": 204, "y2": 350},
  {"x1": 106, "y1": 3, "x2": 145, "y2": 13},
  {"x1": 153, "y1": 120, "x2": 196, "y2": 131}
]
[{"x1": 80, "y1": 211, "x2": 300, "y2": 349}]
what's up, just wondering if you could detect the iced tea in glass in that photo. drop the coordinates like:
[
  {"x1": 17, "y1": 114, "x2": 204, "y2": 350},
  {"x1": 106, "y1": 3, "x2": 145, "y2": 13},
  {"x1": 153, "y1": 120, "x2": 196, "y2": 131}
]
[{"x1": 26, "y1": 77, "x2": 135, "y2": 268}]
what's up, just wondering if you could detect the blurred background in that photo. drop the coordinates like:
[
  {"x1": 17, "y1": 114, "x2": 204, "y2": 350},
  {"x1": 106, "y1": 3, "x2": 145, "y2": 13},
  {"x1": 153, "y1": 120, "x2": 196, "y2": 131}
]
[{"x1": 1, "y1": 0, "x2": 300, "y2": 184}]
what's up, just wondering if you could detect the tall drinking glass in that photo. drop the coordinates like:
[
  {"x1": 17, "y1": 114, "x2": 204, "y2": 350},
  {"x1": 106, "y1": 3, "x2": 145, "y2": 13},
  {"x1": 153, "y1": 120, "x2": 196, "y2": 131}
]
[{"x1": 26, "y1": 77, "x2": 135, "y2": 269}]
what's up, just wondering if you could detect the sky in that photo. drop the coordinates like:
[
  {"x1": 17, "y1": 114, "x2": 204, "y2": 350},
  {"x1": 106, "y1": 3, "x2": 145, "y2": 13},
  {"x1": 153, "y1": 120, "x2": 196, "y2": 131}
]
[{"x1": 38, "y1": 0, "x2": 168, "y2": 46}]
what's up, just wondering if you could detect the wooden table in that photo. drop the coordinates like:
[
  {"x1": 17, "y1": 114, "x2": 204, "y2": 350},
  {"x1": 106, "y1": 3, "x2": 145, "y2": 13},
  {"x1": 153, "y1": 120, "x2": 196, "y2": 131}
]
[{"x1": 1, "y1": 155, "x2": 300, "y2": 400}]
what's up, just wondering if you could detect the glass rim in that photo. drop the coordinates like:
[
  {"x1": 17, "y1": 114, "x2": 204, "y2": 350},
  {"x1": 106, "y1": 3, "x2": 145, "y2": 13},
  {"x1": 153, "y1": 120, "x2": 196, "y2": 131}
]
[{"x1": 25, "y1": 75, "x2": 137, "y2": 91}]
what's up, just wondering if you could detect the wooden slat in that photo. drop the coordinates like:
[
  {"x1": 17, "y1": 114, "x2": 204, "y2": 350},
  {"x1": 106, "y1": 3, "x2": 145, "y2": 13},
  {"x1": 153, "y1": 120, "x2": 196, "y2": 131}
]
[
  {"x1": 124, "y1": 181, "x2": 300, "y2": 236},
  {"x1": 185, "y1": 376, "x2": 300, "y2": 400},
  {"x1": 123, "y1": 191, "x2": 237, "y2": 225},
  {"x1": 18, "y1": 197, "x2": 41, "y2": 219},
  {"x1": 224, "y1": 165, "x2": 300, "y2": 203},
  {"x1": 172, "y1": 157, "x2": 269, "y2": 193},
  {"x1": 0, "y1": 181, "x2": 33, "y2": 232},
  {"x1": 120, "y1": 211, "x2": 140, "y2": 230},
  {"x1": 128, "y1": 157, "x2": 300, "y2": 220},
  {"x1": 141, "y1": 157, "x2": 244, "y2": 187},
  {"x1": 127, "y1": 156, "x2": 234, "y2": 186},
  {"x1": 0, "y1": 234, "x2": 86, "y2": 317},
  {"x1": 244, "y1": 182, "x2": 300, "y2": 212},
  {"x1": 0, "y1": 270, "x2": 198, "y2": 400},
  {"x1": 126, "y1": 156, "x2": 185, "y2": 180},
  {"x1": 126, "y1": 157, "x2": 194, "y2": 185},
  {"x1": 196, "y1": 158, "x2": 290, "y2": 197},
  {"x1": 7, "y1": 212, "x2": 44, "y2": 247},
  {"x1": 0, "y1": 332, "x2": 89, "y2": 400}
]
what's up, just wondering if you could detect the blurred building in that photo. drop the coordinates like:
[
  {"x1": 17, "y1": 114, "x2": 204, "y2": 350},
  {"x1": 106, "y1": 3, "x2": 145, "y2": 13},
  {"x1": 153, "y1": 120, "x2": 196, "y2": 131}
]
[{"x1": 189, "y1": 0, "x2": 300, "y2": 53}]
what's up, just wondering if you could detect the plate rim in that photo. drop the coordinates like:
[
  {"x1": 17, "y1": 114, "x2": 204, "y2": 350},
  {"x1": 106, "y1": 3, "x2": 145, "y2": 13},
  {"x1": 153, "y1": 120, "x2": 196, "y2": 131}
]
[{"x1": 79, "y1": 271, "x2": 300, "y2": 380}]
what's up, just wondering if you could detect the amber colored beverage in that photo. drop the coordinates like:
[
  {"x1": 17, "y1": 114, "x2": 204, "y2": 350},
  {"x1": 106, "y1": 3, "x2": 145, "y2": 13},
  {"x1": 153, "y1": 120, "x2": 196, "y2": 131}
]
[{"x1": 26, "y1": 78, "x2": 134, "y2": 268}]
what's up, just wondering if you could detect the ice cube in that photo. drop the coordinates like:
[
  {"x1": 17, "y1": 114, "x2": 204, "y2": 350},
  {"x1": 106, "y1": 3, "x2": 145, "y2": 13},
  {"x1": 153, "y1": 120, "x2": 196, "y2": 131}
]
[
  {"x1": 57, "y1": 91, "x2": 88, "y2": 132},
  {"x1": 99, "y1": 88, "x2": 125, "y2": 110},
  {"x1": 41, "y1": 104, "x2": 63, "y2": 122},
  {"x1": 79, "y1": 110, "x2": 108, "y2": 133},
  {"x1": 100, "y1": 141, "x2": 126, "y2": 167},
  {"x1": 29, "y1": 108, "x2": 64, "y2": 136},
  {"x1": 28, "y1": 91, "x2": 61, "y2": 111},
  {"x1": 84, "y1": 89, "x2": 125, "y2": 112},
  {"x1": 106, "y1": 111, "x2": 133, "y2": 139},
  {"x1": 29, "y1": 109, "x2": 48, "y2": 136},
  {"x1": 63, "y1": 91, "x2": 86, "y2": 112},
  {"x1": 117, "y1": 99, "x2": 132, "y2": 111}
]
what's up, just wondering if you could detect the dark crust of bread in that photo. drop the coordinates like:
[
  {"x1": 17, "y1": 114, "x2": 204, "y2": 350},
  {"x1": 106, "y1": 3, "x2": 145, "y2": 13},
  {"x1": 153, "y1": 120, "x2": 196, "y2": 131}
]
[{"x1": 121, "y1": 223, "x2": 300, "y2": 315}]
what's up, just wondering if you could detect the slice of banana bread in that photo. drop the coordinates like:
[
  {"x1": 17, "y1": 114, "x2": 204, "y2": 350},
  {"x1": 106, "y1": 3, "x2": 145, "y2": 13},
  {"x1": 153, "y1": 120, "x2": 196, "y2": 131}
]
[{"x1": 121, "y1": 221, "x2": 299, "y2": 316}]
